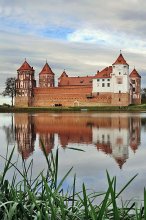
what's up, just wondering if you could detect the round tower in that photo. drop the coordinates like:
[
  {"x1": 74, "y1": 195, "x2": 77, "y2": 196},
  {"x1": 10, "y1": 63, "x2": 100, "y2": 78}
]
[
  {"x1": 129, "y1": 68, "x2": 141, "y2": 104},
  {"x1": 15, "y1": 60, "x2": 36, "y2": 107},
  {"x1": 39, "y1": 62, "x2": 55, "y2": 87}
]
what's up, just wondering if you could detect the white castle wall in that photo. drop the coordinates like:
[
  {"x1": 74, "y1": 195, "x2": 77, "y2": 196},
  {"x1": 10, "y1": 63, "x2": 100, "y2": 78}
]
[
  {"x1": 92, "y1": 78, "x2": 111, "y2": 93},
  {"x1": 92, "y1": 127, "x2": 129, "y2": 160},
  {"x1": 92, "y1": 64, "x2": 130, "y2": 94},
  {"x1": 111, "y1": 64, "x2": 129, "y2": 93}
]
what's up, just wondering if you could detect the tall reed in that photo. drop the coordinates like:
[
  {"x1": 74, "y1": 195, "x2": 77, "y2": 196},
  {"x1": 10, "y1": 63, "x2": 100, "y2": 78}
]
[{"x1": 0, "y1": 144, "x2": 144, "y2": 219}]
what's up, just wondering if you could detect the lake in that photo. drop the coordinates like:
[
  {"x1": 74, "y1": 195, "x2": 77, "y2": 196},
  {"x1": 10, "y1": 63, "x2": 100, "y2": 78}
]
[{"x1": 0, "y1": 112, "x2": 146, "y2": 202}]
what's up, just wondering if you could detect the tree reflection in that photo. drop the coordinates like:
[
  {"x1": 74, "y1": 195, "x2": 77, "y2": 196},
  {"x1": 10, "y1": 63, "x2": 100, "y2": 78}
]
[{"x1": 2, "y1": 114, "x2": 15, "y2": 145}]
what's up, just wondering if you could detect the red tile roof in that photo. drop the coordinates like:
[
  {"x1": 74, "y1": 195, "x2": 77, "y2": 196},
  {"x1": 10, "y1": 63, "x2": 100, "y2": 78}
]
[
  {"x1": 115, "y1": 157, "x2": 126, "y2": 169},
  {"x1": 112, "y1": 53, "x2": 128, "y2": 65},
  {"x1": 17, "y1": 60, "x2": 34, "y2": 71},
  {"x1": 130, "y1": 142, "x2": 138, "y2": 153},
  {"x1": 95, "y1": 66, "x2": 112, "y2": 78},
  {"x1": 96, "y1": 143, "x2": 112, "y2": 154},
  {"x1": 58, "y1": 71, "x2": 94, "y2": 86},
  {"x1": 58, "y1": 66, "x2": 113, "y2": 86},
  {"x1": 58, "y1": 70, "x2": 68, "y2": 79},
  {"x1": 129, "y1": 68, "x2": 141, "y2": 78},
  {"x1": 39, "y1": 62, "x2": 54, "y2": 75}
]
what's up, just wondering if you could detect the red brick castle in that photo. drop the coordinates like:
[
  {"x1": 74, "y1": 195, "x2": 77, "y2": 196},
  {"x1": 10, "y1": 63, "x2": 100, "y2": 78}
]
[{"x1": 15, "y1": 53, "x2": 141, "y2": 107}]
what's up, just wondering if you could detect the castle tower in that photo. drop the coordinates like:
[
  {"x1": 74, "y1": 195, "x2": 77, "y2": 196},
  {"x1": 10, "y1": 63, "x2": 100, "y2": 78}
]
[
  {"x1": 15, "y1": 114, "x2": 36, "y2": 159},
  {"x1": 39, "y1": 62, "x2": 55, "y2": 87},
  {"x1": 129, "y1": 116, "x2": 141, "y2": 153},
  {"x1": 39, "y1": 133, "x2": 54, "y2": 155},
  {"x1": 58, "y1": 70, "x2": 68, "y2": 86},
  {"x1": 15, "y1": 60, "x2": 36, "y2": 107},
  {"x1": 129, "y1": 68, "x2": 141, "y2": 104},
  {"x1": 111, "y1": 53, "x2": 130, "y2": 106}
]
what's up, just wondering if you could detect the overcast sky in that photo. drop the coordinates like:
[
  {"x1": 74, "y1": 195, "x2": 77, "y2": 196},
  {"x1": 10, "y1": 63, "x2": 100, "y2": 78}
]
[{"x1": 0, "y1": 0, "x2": 146, "y2": 104}]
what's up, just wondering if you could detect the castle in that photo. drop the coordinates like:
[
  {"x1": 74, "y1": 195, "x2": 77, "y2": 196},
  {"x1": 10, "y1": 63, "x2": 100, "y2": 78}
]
[
  {"x1": 14, "y1": 113, "x2": 141, "y2": 168},
  {"x1": 15, "y1": 53, "x2": 141, "y2": 107}
]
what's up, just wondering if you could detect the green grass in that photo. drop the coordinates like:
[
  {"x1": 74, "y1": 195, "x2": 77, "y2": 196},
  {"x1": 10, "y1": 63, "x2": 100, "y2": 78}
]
[
  {"x1": 0, "y1": 144, "x2": 145, "y2": 219},
  {"x1": 0, "y1": 104, "x2": 146, "y2": 113}
]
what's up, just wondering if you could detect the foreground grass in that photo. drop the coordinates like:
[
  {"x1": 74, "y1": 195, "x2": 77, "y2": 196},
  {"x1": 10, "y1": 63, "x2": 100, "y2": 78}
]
[
  {"x1": 0, "y1": 146, "x2": 145, "y2": 219},
  {"x1": 0, "y1": 104, "x2": 146, "y2": 113}
]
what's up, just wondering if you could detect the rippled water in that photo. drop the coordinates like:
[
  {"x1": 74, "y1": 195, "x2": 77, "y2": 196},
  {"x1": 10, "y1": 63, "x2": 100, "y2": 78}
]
[{"x1": 0, "y1": 112, "x2": 146, "y2": 201}]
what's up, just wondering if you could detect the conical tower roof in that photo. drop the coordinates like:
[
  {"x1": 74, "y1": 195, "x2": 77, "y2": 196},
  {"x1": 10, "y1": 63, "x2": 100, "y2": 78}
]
[
  {"x1": 39, "y1": 62, "x2": 54, "y2": 75},
  {"x1": 112, "y1": 53, "x2": 128, "y2": 65},
  {"x1": 115, "y1": 157, "x2": 126, "y2": 169},
  {"x1": 129, "y1": 68, "x2": 141, "y2": 78},
  {"x1": 17, "y1": 60, "x2": 34, "y2": 71}
]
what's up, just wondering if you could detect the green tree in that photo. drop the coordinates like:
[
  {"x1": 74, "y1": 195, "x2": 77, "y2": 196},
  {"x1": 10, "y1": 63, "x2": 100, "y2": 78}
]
[
  {"x1": 141, "y1": 88, "x2": 146, "y2": 97},
  {"x1": 2, "y1": 77, "x2": 15, "y2": 107}
]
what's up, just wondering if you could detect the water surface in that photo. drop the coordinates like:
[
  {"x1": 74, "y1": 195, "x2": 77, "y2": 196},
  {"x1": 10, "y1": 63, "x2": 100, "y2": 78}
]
[{"x1": 0, "y1": 112, "x2": 146, "y2": 201}]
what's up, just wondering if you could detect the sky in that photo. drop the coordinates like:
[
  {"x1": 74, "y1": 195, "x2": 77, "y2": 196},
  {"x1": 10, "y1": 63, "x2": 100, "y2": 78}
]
[{"x1": 0, "y1": 0, "x2": 146, "y2": 104}]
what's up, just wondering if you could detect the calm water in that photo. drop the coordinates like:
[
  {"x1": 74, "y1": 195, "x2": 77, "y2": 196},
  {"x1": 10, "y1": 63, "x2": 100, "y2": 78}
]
[{"x1": 0, "y1": 112, "x2": 146, "y2": 201}]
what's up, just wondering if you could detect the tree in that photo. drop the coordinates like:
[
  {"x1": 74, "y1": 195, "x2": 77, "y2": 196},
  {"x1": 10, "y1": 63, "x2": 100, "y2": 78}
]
[
  {"x1": 2, "y1": 77, "x2": 15, "y2": 107},
  {"x1": 141, "y1": 88, "x2": 146, "y2": 97}
]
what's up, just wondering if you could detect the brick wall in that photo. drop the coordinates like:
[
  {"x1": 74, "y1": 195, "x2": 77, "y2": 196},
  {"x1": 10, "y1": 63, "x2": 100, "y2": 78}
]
[
  {"x1": 32, "y1": 87, "x2": 115, "y2": 107},
  {"x1": 15, "y1": 97, "x2": 29, "y2": 107},
  {"x1": 111, "y1": 93, "x2": 130, "y2": 106},
  {"x1": 15, "y1": 86, "x2": 131, "y2": 107}
]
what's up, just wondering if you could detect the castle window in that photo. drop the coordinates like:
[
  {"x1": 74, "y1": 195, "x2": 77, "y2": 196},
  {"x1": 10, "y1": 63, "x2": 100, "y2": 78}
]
[
  {"x1": 132, "y1": 80, "x2": 135, "y2": 84},
  {"x1": 102, "y1": 83, "x2": 105, "y2": 87},
  {"x1": 107, "y1": 83, "x2": 110, "y2": 87},
  {"x1": 107, "y1": 79, "x2": 110, "y2": 81},
  {"x1": 102, "y1": 79, "x2": 105, "y2": 81},
  {"x1": 97, "y1": 79, "x2": 100, "y2": 81},
  {"x1": 119, "y1": 90, "x2": 121, "y2": 93},
  {"x1": 117, "y1": 77, "x2": 123, "y2": 84},
  {"x1": 133, "y1": 88, "x2": 135, "y2": 92},
  {"x1": 80, "y1": 80, "x2": 84, "y2": 83},
  {"x1": 119, "y1": 98, "x2": 121, "y2": 102},
  {"x1": 119, "y1": 72, "x2": 121, "y2": 75}
]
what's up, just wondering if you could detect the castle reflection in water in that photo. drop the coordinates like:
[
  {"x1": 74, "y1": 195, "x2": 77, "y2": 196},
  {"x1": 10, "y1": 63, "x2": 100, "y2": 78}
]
[{"x1": 14, "y1": 113, "x2": 141, "y2": 168}]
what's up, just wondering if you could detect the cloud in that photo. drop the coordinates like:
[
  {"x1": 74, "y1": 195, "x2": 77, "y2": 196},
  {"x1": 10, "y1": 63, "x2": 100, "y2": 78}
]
[{"x1": 0, "y1": 0, "x2": 146, "y2": 103}]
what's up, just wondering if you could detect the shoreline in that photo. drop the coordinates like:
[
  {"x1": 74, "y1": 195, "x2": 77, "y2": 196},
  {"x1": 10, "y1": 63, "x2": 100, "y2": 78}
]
[{"x1": 0, "y1": 104, "x2": 146, "y2": 113}]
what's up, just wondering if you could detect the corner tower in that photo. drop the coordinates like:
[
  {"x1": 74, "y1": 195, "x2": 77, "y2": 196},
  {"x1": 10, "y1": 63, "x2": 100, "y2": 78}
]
[
  {"x1": 15, "y1": 60, "x2": 36, "y2": 107},
  {"x1": 111, "y1": 53, "x2": 130, "y2": 106},
  {"x1": 39, "y1": 62, "x2": 55, "y2": 87},
  {"x1": 130, "y1": 68, "x2": 141, "y2": 104}
]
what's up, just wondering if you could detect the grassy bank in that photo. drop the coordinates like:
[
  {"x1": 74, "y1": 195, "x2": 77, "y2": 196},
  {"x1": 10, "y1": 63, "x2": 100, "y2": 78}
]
[
  {"x1": 0, "y1": 145, "x2": 145, "y2": 219},
  {"x1": 0, "y1": 104, "x2": 146, "y2": 113}
]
